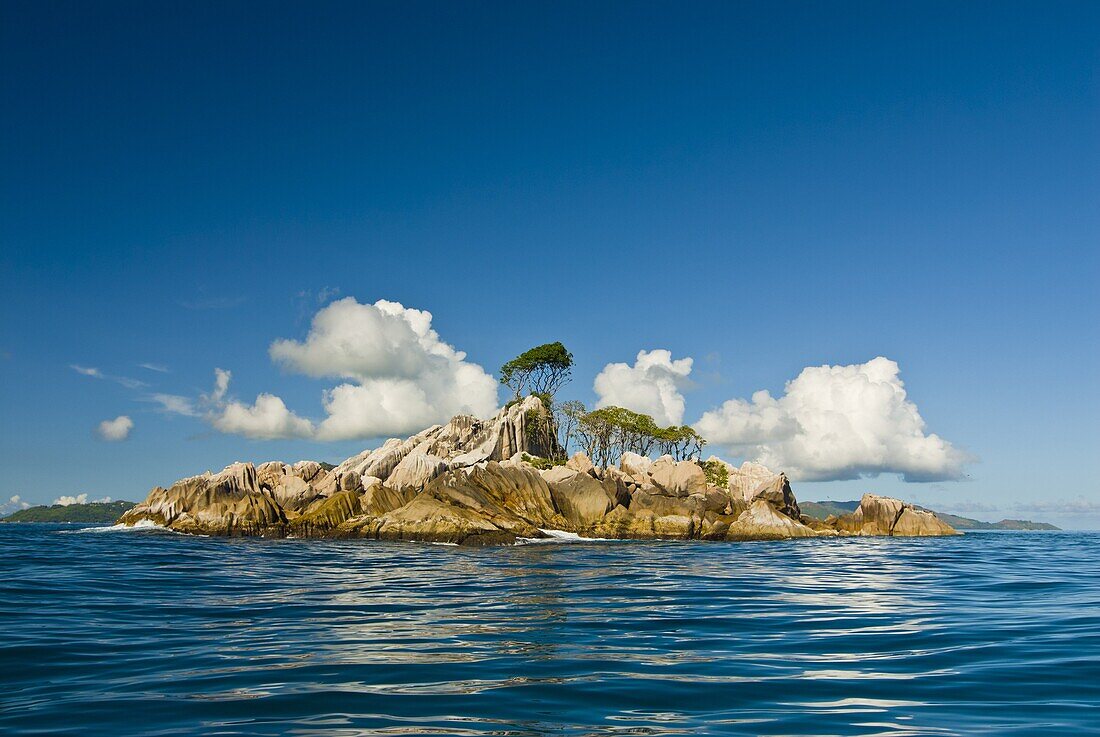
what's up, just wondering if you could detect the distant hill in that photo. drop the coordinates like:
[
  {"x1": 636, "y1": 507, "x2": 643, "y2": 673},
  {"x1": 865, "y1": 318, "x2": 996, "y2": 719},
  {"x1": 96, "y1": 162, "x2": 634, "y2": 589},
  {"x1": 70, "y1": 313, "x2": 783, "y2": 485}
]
[
  {"x1": 801, "y1": 500, "x2": 1060, "y2": 531},
  {"x1": 2, "y1": 500, "x2": 136, "y2": 523}
]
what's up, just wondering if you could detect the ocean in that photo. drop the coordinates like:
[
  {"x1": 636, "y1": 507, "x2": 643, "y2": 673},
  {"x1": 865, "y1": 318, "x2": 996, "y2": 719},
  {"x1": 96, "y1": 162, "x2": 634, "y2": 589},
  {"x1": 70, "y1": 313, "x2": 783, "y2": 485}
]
[{"x1": 1, "y1": 524, "x2": 1097, "y2": 736}]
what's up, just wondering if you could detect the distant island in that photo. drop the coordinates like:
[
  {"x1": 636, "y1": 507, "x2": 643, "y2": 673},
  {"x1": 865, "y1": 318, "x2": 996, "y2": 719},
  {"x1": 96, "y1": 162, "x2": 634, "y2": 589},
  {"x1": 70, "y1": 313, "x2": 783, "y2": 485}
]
[
  {"x1": 3, "y1": 500, "x2": 137, "y2": 524},
  {"x1": 800, "y1": 500, "x2": 1059, "y2": 531}
]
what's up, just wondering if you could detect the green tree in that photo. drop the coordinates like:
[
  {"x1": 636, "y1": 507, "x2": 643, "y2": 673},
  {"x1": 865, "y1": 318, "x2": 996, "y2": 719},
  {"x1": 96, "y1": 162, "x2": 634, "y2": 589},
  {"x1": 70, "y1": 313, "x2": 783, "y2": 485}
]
[{"x1": 499, "y1": 342, "x2": 574, "y2": 400}]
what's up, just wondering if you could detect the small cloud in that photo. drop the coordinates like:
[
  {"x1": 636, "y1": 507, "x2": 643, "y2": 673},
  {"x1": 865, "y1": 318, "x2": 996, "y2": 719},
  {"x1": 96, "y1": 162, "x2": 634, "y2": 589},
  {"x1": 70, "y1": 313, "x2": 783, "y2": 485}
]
[
  {"x1": 53, "y1": 493, "x2": 88, "y2": 506},
  {"x1": 71, "y1": 364, "x2": 103, "y2": 378},
  {"x1": 139, "y1": 362, "x2": 169, "y2": 373},
  {"x1": 203, "y1": 368, "x2": 231, "y2": 404},
  {"x1": 147, "y1": 393, "x2": 200, "y2": 417},
  {"x1": 96, "y1": 415, "x2": 133, "y2": 441},
  {"x1": 71, "y1": 364, "x2": 145, "y2": 389},
  {"x1": 205, "y1": 369, "x2": 314, "y2": 440},
  {"x1": 212, "y1": 393, "x2": 315, "y2": 440}
]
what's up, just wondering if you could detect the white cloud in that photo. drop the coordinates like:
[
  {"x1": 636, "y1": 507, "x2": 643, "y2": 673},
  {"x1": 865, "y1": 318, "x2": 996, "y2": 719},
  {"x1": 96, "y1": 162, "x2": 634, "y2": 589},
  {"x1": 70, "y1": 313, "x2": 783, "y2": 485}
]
[
  {"x1": 695, "y1": 357, "x2": 968, "y2": 482},
  {"x1": 269, "y1": 298, "x2": 499, "y2": 440},
  {"x1": 71, "y1": 364, "x2": 103, "y2": 378},
  {"x1": 211, "y1": 392, "x2": 315, "y2": 440},
  {"x1": 149, "y1": 393, "x2": 200, "y2": 417},
  {"x1": 71, "y1": 364, "x2": 145, "y2": 389},
  {"x1": 207, "y1": 368, "x2": 231, "y2": 403},
  {"x1": 139, "y1": 362, "x2": 169, "y2": 373},
  {"x1": 96, "y1": 415, "x2": 133, "y2": 441},
  {"x1": 54, "y1": 493, "x2": 88, "y2": 506},
  {"x1": 593, "y1": 349, "x2": 693, "y2": 426},
  {"x1": 1, "y1": 495, "x2": 31, "y2": 515}
]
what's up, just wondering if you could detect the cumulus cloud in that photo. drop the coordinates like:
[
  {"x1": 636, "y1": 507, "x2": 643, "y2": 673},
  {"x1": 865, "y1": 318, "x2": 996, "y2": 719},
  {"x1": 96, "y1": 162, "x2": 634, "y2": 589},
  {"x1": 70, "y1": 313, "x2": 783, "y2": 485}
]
[
  {"x1": 211, "y1": 393, "x2": 315, "y2": 440},
  {"x1": 1, "y1": 495, "x2": 31, "y2": 515},
  {"x1": 96, "y1": 415, "x2": 133, "y2": 441},
  {"x1": 54, "y1": 493, "x2": 88, "y2": 506},
  {"x1": 269, "y1": 298, "x2": 499, "y2": 439},
  {"x1": 695, "y1": 357, "x2": 968, "y2": 482},
  {"x1": 593, "y1": 349, "x2": 693, "y2": 425}
]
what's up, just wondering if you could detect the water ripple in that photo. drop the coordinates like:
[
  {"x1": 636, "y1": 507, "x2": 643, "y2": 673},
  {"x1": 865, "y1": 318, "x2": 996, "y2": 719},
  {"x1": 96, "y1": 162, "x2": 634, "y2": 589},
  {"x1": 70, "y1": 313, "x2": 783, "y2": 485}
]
[{"x1": 1, "y1": 525, "x2": 1098, "y2": 736}]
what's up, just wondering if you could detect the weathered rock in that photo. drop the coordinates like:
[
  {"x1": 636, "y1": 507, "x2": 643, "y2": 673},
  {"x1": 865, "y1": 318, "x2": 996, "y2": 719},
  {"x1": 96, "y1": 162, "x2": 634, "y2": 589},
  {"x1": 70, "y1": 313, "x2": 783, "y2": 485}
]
[
  {"x1": 540, "y1": 465, "x2": 579, "y2": 484},
  {"x1": 293, "y1": 490, "x2": 363, "y2": 532},
  {"x1": 836, "y1": 494, "x2": 904, "y2": 535},
  {"x1": 119, "y1": 462, "x2": 286, "y2": 536},
  {"x1": 373, "y1": 462, "x2": 556, "y2": 544},
  {"x1": 589, "y1": 505, "x2": 697, "y2": 539},
  {"x1": 727, "y1": 500, "x2": 817, "y2": 540},
  {"x1": 565, "y1": 452, "x2": 596, "y2": 476},
  {"x1": 893, "y1": 507, "x2": 957, "y2": 536},
  {"x1": 385, "y1": 453, "x2": 448, "y2": 493},
  {"x1": 547, "y1": 472, "x2": 618, "y2": 526},
  {"x1": 746, "y1": 473, "x2": 800, "y2": 519},
  {"x1": 256, "y1": 461, "x2": 289, "y2": 491},
  {"x1": 620, "y1": 452, "x2": 653, "y2": 478},
  {"x1": 650, "y1": 460, "x2": 707, "y2": 497},
  {"x1": 726, "y1": 460, "x2": 780, "y2": 501},
  {"x1": 339, "y1": 470, "x2": 364, "y2": 494},
  {"x1": 360, "y1": 483, "x2": 409, "y2": 516},
  {"x1": 268, "y1": 474, "x2": 318, "y2": 511},
  {"x1": 292, "y1": 461, "x2": 330, "y2": 485},
  {"x1": 832, "y1": 494, "x2": 958, "y2": 536}
]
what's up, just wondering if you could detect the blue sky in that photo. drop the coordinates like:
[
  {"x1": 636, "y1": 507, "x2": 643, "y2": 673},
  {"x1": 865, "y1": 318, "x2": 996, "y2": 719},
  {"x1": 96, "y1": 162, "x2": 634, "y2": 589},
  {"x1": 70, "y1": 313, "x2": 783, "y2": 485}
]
[{"x1": 1, "y1": 2, "x2": 1097, "y2": 526}]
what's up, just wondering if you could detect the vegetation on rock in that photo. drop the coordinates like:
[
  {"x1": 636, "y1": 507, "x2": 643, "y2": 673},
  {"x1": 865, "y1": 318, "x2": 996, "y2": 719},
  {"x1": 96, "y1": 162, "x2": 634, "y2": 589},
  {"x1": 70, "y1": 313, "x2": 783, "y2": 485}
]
[{"x1": 499, "y1": 342, "x2": 574, "y2": 400}]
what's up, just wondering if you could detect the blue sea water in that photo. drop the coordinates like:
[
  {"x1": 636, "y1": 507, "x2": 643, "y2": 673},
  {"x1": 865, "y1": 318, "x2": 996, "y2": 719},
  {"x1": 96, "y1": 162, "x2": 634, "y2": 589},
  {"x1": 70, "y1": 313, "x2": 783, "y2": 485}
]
[{"x1": 1, "y1": 525, "x2": 1098, "y2": 736}]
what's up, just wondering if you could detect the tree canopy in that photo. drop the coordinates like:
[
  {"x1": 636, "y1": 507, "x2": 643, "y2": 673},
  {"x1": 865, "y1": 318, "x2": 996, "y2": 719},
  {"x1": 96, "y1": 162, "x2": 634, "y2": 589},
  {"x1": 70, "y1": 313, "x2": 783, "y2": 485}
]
[
  {"x1": 565, "y1": 403, "x2": 706, "y2": 467},
  {"x1": 500, "y1": 342, "x2": 574, "y2": 399}
]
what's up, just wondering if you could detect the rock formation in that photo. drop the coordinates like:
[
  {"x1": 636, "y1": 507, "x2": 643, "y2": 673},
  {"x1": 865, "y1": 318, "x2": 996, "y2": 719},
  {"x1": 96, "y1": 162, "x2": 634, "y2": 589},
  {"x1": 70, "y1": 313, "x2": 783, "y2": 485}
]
[{"x1": 117, "y1": 401, "x2": 958, "y2": 544}]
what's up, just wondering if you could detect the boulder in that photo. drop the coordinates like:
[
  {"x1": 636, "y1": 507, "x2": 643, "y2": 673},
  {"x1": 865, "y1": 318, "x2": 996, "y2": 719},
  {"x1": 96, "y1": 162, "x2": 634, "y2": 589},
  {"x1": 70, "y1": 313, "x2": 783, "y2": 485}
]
[
  {"x1": 746, "y1": 473, "x2": 800, "y2": 519},
  {"x1": 540, "y1": 465, "x2": 579, "y2": 484},
  {"x1": 547, "y1": 472, "x2": 618, "y2": 527},
  {"x1": 565, "y1": 452, "x2": 596, "y2": 476},
  {"x1": 832, "y1": 494, "x2": 958, "y2": 536},
  {"x1": 292, "y1": 490, "x2": 363, "y2": 533},
  {"x1": 385, "y1": 453, "x2": 449, "y2": 493},
  {"x1": 726, "y1": 461, "x2": 780, "y2": 501},
  {"x1": 727, "y1": 500, "x2": 817, "y2": 540},
  {"x1": 373, "y1": 462, "x2": 556, "y2": 544},
  {"x1": 650, "y1": 460, "x2": 707, "y2": 497},
  {"x1": 893, "y1": 507, "x2": 957, "y2": 536},
  {"x1": 339, "y1": 470, "x2": 363, "y2": 494},
  {"x1": 620, "y1": 452, "x2": 653, "y2": 478},
  {"x1": 268, "y1": 474, "x2": 317, "y2": 511},
  {"x1": 291, "y1": 460, "x2": 330, "y2": 485},
  {"x1": 256, "y1": 461, "x2": 289, "y2": 490}
]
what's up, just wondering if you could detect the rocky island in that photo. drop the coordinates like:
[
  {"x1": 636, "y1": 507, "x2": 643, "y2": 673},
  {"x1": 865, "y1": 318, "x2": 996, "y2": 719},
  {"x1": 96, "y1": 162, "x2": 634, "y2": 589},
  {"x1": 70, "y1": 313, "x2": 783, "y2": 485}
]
[{"x1": 118, "y1": 395, "x2": 958, "y2": 544}]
